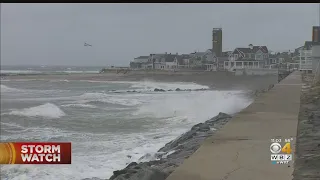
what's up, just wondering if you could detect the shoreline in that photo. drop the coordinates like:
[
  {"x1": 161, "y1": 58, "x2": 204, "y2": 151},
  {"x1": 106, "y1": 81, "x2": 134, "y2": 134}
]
[
  {"x1": 81, "y1": 112, "x2": 233, "y2": 180},
  {"x1": 1, "y1": 72, "x2": 279, "y2": 91},
  {"x1": 96, "y1": 72, "x2": 288, "y2": 180},
  {"x1": 81, "y1": 84, "x2": 275, "y2": 180},
  {"x1": 1, "y1": 71, "x2": 282, "y2": 180}
]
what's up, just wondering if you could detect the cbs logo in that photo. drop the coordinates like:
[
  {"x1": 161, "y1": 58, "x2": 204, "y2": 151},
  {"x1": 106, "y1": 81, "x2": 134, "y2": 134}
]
[{"x1": 270, "y1": 142, "x2": 291, "y2": 154}]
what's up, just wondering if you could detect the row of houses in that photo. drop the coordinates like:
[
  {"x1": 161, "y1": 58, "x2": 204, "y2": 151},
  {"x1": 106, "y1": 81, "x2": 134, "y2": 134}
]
[
  {"x1": 130, "y1": 49, "x2": 219, "y2": 71},
  {"x1": 130, "y1": 44, "x2": 302, "y2": 71}
]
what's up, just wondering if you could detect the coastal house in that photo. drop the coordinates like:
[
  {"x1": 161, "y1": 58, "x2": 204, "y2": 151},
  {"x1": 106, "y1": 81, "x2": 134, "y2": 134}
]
[
  {"x1": 149, "y1": 53, "x2": 166, "y2": 69},
  {"x1": 276, "y1": 52, "x2": 292, "y2": 63},
  {"x1": 299, "y1": 41, "x2": 320, "y2": 72},
  {"x1": 189, "y1": 49, "x2": 217, "y2": 70},
  {"x1": 216, "y1": 57, "x2": 229, "y2": 70},
  {"x1": 292, "y1": 46, "x2": 303, "y2": 63},
  {"x1": 224, "y1": 44, "x2": 269, "y2": 71},
  {"x1": 164, "y1": 54, "x2": 179, "y2": 70},
  {"x1": 149, "y1": 53, "x2": 180, "y2": 70},
  {"x1": 269, "y1": 53, "x2": 278, "y2": 64},
  {"x1": 216, "y1": 51, "x2": 232, "y2": 70},
  {"x1": 130, "y1": 56, "x2": 150, "y2": 69},
  {"x1": 177, "y1": 54, "x2": 192, "y2": 69}
]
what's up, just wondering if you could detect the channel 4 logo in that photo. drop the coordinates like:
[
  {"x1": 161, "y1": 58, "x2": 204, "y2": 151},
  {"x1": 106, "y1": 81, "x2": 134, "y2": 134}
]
[{"x1": 270, "y1": 141, "x2": 293, "y2": 164}]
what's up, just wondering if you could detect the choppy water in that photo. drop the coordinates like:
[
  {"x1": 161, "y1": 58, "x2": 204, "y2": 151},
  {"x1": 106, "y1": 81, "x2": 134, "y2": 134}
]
[
  {"x1": 0, "y1": 65, "x2": 102, "y2": 74},
  {"x1": 0, "y1": 78, "x2": 253, "y2": 180}
]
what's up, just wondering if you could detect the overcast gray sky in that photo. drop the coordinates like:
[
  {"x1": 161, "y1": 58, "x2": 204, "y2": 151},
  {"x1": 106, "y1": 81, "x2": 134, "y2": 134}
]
[{"x1": 1, "y1": 3, "x2": 319, "y2": 66}]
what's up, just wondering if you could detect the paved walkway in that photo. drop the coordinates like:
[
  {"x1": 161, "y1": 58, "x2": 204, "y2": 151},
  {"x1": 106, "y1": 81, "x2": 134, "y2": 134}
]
[{"x1": 166, "y1": 71, "x2": 302, "y2": 180}]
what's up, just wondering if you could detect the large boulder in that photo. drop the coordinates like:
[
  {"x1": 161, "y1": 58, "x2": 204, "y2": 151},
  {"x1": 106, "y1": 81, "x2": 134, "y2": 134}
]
[{"x1": 154, "y1": 88, "x2": 165, "y2": 92}]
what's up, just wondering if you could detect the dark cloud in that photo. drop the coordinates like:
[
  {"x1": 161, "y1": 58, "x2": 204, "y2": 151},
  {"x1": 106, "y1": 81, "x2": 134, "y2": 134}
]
[{"x1": 1, "y1": 3, "x2": 318, "y2": 66}]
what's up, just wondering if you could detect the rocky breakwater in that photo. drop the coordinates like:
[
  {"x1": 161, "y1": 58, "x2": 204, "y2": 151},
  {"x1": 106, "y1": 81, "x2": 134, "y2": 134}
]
[{"x1": 82, "y1": 113, "x2": 232, "y2": 180}]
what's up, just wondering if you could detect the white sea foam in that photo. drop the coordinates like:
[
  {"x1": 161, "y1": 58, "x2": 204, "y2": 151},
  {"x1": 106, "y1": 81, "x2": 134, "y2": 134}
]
[
  {"x1": 49, "y1": 79, "x2": 70, "y2": 82},
  {"x1": 77, "y1": 93, "x2": 143, "y2": 106},
  {"x1": 7, "y1": 103, "x2": 65, "y2": 119},
  {"x1": 1, "y1": 84, "x2": 69, "y2": 94},
  {"x1": 0, "y1": 124, "x2": 185, "y2": 180},
  {"x1": 55, "y1": 70, "x2": 99, "y2": 74},
  {"x1": 130, "y1": 81, "x2": 209, "y2": 91},
  {"x1": 134, "y1": 90, "x2": 252, "y2": 125},
  {"x1": 1, "y1": 84, "x2": 22, "y2": 92},
  {"x1": 1, "y1": 80, "x2": 254, "y2": 180},
  {"x1": 61, "y1": 103, "x2": 97, "y2": 108},
  {"x1": 0, "y1": 70, "x2": 41, "y2": 74}
]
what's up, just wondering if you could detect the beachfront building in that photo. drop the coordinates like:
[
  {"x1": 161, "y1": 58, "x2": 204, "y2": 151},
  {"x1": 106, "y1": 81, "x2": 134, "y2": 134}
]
[
  {"x1": 189, "y1": 49, "x2": 217, "y2": 71},
  {"x1": 224, "y1": 44, "x2": 269, "y2": 71},
  {"x1": 149, "y1": 53, "x2": 181, "y2": 70},
  {"x1": 131, "y1": 49, "x2": 217, "y2": 71},
  {"x1": 292, "y1": 46, "x2": 303, "y2": 63},
  {"x1": 268, "y1": 53, "x2": 278, "y2": 64},
  {"x1": 176, "y1": 54, "x2": 192, "y2": 69},
  {"x1": 130, "y1": 56, "x2": 151, "y2": 69},
  {"x1": 299, "y1": 41, "x2": 320, "y2": 73},
  {"x1": 150, "y1": 53, "x2": 167, "y2": 70},
  {"x1": 164, "y1": 54, "x2": 179, "y2": 69}
]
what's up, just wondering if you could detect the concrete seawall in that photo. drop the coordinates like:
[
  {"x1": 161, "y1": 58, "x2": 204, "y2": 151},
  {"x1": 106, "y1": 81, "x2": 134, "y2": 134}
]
[{"x1": 166, "y1": 71, "x2": 302, "y2": 180}]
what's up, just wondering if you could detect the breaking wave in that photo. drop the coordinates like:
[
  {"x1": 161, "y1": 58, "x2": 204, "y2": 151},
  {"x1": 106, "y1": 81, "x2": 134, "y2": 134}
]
[
  {"x1": 77, "y1": 93, "x2": 143, "y2": 106},
  {"x1": 61, "y1": 103, "x2": 97, "y2": 109},
  {"x1": 130, "y1": 81, "x2": 209, "y2": 91},
  {"x1": 6, "y1": 103, "x2": 65, "y2": 119},
  {"x1": 1, "y1": 84, "x2": 22, "y2": 93}
]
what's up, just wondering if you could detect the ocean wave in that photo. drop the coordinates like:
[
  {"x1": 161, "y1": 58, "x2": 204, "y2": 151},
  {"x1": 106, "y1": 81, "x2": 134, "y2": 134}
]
[
  {"x1": 6, "y1": 103, "x2": 65, "y2": 119},
  {"x1": 49, "y1": 79, "x2": 70, "y2": 82},
  {"x1": 1, "y1": 84, "x2": 69, "y2": 94},
  {"x1": 130, "y1": 81, "x2": 209, "y2": 91},
  {"x1": 0, "y1": 125, "x2": 184, "y2": 180},
  {"x1": 61, "y1": 103, "x2": 97, "y2": 108},
  {"x1": 77, "y1": 93, "x2": 143, "y2": 106},
  {"x1": 134, "y1": 90, "x2": 251, "y2": 123},
  {"x1": 54, "y1": 70, "x2": 99, "y2": 74},
  {"x1": 0, "y1": 81, "x2": 254, "y2": 180},
  {"x1": 1, "y1": 84, "x2": 22, "y2": 93},
  {"x1": 0, "y1": 70, "x2": 41, "y2": 74}
]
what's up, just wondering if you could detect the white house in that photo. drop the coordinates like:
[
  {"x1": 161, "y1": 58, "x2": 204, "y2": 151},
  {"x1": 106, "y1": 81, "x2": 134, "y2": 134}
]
[
  {"x1": 224, "y1": 44, "x2": 269, "y2": 71},
  {"x1": 149, "y1": 53, "x2": 180, "y2": 70},
  {"x1": 299, "y1": 41, "x2": 314, "y2": 72}
]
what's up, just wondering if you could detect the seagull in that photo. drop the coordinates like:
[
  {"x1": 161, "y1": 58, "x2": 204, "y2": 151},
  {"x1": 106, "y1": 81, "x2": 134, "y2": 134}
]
[{"x1": 84, "y1": 42, "x2": 92, "y2": 47}]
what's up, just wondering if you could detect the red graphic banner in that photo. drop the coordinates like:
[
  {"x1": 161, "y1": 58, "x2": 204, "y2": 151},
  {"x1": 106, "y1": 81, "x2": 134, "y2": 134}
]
[{"x1": 0, "y1": 142, "x2": 71, "y2": 164}]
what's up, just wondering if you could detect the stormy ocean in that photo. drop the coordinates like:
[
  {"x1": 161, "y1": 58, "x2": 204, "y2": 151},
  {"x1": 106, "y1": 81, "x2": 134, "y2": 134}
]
[{"x1": 0, "y1": 67, "x2": 253, "y2": 180}]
